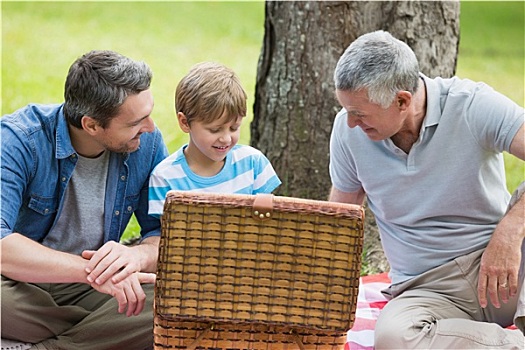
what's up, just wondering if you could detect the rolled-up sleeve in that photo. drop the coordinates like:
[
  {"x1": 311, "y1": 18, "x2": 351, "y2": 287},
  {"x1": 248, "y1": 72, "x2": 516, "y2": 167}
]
[{"x1": 1, "y1": 119, "x2": 33, "y2": 239}]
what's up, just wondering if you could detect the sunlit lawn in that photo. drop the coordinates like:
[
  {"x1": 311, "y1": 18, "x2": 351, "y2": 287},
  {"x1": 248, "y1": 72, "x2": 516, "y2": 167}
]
[
  {"x1": 2, "y1": 1, "x2": 265, "y2": 149},
  {"x1": 456, "y1": 1, "x2": 524, "y2": 194},
  {"x1": 2, "y1": 1, "x2": 523, "y2": 240}
]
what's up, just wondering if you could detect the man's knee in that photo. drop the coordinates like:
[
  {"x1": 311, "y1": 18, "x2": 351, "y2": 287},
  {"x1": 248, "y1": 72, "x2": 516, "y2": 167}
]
[
  {"x1": 374, "y1": 313, "x2": 410, "y2": 349},
  {"x1": 374, "y1": 298, "x2": 441, "y2": 350},
  {"x1": 1, "y1": 278, "x2": 55, "y2": 343},
  {"x1": 1, "y1": 277, "x2": 38, "y2": 315},
  {"x1": 375, "y1": 314, "x2": 437, "y2": 349}
]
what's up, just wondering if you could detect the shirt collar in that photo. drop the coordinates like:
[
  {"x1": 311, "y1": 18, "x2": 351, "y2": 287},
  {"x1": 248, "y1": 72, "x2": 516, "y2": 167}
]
[
  {"x1": 420, "y1": 73, "x2": 442, "y2": 128},
  {"x1": 55, "y1": 105, "x2": 77, "y2": 159}
]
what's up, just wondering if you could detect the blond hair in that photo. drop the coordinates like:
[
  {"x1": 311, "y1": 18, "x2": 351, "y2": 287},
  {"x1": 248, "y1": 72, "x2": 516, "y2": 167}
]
[{"x1": 175, "y1": 62, "x2": 247, "y2": 124}]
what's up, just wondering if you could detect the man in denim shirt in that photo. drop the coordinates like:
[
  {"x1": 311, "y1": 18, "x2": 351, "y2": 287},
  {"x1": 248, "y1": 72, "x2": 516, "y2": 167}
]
[{"x1": 1, "y1": 50, "x2": 169, "y2": 349}]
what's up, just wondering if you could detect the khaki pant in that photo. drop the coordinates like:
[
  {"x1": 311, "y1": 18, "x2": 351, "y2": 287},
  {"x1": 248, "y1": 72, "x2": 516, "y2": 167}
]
[
  {"x1": 375, "y1": 182, "x2": 525, "y2": 349},
  {"x1": 1, "y1": 277, "x2": 154, "y2": 350},
  {"x1": 375, "y1": 248, "x2": 524, "y2": 349}
]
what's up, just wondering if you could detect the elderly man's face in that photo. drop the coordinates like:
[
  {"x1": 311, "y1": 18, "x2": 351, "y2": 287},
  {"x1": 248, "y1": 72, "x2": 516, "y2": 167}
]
[{"x1": 336, "y1": 89, "x2": 408, "y2": 141}]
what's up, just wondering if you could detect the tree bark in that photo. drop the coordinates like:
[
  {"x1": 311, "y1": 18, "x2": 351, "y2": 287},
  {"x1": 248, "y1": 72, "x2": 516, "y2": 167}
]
[
  {"x1": 252, "y1": 1, "x2": 460, "y2": 274},
  {"x1": 252, "y1": 1, "x2": 352, "y2": 199}
]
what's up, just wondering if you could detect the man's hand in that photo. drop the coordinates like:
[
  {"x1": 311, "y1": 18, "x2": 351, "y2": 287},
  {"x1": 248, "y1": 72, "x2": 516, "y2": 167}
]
[
  {"x1": 478, "y1": 190, "x2": 524, "y2": 309},
  {"x1": 90, "y1": 272, "x2": 156, "y2": 316},
  {"x1": 477, "y1": 235, "x2": 521, "y2": 309},
  {"x1": 82, "y1": 241, "x2": 142, "y2": 285}
]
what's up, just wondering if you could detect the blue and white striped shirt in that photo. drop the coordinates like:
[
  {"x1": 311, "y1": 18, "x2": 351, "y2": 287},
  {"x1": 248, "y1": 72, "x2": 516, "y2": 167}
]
[{"x1": 148, "y1": 144, "x2": 281, "y2": 217}]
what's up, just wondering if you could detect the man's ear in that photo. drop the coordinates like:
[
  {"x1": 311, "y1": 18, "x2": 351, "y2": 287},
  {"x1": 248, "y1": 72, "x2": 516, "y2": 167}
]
[
  {"x1": 397, "y1": 91, "x2": 412, "y2": 111},
  {"x1": 80, "y1": 116, "x2": 100, "y2": 135},
  {"x1": 177, "y1": 112, "x2": 191, "y2": 133}
]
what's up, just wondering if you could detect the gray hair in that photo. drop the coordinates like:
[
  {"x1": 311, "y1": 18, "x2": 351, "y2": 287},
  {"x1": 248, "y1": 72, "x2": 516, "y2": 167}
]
[
  {"x1": 334, "y1": 30, "x2": 420, "y2": 108},
  {"x1": 64, "y1": 50, "x2": 152, "y2": 129}
]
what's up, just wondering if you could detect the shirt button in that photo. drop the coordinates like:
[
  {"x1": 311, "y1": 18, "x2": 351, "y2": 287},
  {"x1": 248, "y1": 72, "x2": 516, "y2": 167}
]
[
  {"x1": 114, "y1": 210, "x2": 120, "y2": 216},
  {"x1": 71, "y1": 154, "x2": 76, "y2": 159},
  {"x1": 127, "y1": 206, "x2": 133, "y2": 212},
  {"x1": 61, "y1": 177, "x2": 66, "y2": 182},
  {"x1": 120, "y1": 175, "x2": 126, "y2": 181},
  {"x1": 44, "y1": 208, "x2": 49, "y2": 214}
]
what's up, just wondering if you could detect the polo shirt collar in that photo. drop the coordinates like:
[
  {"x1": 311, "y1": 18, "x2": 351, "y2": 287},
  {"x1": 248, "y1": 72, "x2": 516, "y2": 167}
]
[{"x1": 420, "y1": 73, "x2": 442, "y2": 128}]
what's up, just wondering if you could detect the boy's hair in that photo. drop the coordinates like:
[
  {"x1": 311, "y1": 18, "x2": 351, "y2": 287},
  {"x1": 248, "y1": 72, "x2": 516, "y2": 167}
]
[
  {"x1": 175, "y1": 62, "x2": 247, "y2": 125},
  {"x1": 64, "y1": 50, "x2": 152, "y2": 129}
]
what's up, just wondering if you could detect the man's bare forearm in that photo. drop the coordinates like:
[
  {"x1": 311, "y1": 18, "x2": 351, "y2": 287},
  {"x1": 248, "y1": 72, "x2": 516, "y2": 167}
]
[{"x1": 1, "y1": 233, "x2": 88, "y2": 283}]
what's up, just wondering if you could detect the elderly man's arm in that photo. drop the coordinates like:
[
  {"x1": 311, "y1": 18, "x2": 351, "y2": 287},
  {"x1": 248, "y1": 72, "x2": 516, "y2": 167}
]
[
  {"x1": 509, "y1": 124, "x2": 525, "y2": 160},
  {"x1": 478, "y1": 123, "x2": 525, "y2": 309},
  {"x1": 328, "y1": 186, "x2": 366, "y2": 206}
]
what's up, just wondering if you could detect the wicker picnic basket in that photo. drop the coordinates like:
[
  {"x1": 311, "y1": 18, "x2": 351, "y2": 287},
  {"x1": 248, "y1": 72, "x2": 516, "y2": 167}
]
[{"x1": 154, "y1": 191, "x2": 364, "y2": 350}]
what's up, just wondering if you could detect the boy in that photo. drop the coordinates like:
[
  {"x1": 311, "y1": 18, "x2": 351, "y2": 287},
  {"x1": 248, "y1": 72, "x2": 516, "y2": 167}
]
[{"x1": 148, "y1": 62, "x2": 281, "y2": 217}]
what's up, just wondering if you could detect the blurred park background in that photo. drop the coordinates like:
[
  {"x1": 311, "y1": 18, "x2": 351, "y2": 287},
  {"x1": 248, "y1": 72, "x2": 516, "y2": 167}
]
[{"x1": 2, "y1": 1, "x2": 523, "y2": 239}]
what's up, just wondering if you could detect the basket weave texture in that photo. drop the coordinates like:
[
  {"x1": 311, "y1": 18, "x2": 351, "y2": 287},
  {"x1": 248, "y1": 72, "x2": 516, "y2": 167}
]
[{"x1": 155, "y1": 191, "x2": 364, "y2": 350}]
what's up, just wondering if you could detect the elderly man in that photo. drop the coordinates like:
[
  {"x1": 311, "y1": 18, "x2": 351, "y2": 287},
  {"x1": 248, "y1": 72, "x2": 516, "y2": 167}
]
[{"x1": 329, "y1": 30, "x2": 524, "y2": 348}]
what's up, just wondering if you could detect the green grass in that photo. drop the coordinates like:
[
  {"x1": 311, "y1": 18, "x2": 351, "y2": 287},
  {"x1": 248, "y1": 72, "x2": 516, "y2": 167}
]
[
  {"x1": 2, "y1": 1, "x2": 523, "y2": 241},
  {"x1": 2, "y1": 1, "x2": 265, "y2": 148},
  {"x1": 457, "y1": 1, "x2": 524, "y2": 105},
  {"x1": 457, "y1": 1, "x2": 524, "y2": 193}
]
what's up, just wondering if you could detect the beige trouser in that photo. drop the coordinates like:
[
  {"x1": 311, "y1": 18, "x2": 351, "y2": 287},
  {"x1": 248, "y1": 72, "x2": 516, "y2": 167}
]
[
  {"x1": 375, "y1": 248, "x2": 525, "y2": 349},
  {"x1": 1, "y1": 277, "x2": 154, "y2": 350},
  {"x1": 375, "y1": 182, "x2": 525, "y2": 349}
]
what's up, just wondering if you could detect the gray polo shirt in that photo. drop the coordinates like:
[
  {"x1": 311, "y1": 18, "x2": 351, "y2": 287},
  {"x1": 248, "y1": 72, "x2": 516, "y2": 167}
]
[{"x1": 329, "y1": 74, "x2": 524, "y2": 284}]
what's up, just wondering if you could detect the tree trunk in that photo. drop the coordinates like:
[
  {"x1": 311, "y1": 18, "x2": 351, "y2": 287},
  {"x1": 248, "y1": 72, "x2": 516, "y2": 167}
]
[{"x1": 252, "y1": 1, "x2": 460, "y2": 274}]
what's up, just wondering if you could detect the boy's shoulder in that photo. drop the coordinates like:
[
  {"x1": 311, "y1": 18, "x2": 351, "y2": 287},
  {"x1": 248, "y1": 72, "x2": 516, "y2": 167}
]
[
  {"x1": 152, "y1": 146, "x2": 186, "y2": 173},
  {"x1": 166, "y1": 146, "x2": 186, "y2": 161}
]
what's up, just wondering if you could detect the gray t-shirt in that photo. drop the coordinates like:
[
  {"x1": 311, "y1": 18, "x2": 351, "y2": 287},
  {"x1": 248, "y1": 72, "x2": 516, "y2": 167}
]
[
  {"x1": 329, "y1": 74, "x2": 524, "y2": 284},
  {"x1": 43, "y1": 151, "x2": 109, "y2": 255}
]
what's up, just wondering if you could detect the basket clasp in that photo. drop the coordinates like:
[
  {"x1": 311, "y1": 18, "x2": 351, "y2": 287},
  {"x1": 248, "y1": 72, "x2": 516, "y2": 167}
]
[{"x1": 252, "y1": 194, "x2": 274, "y2": 221}]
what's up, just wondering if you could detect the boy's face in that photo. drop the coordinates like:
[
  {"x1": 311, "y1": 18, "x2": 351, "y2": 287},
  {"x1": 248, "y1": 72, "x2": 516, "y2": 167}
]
[{"x1": 180, "y1": 111, "x2": 243, "y2": 166}]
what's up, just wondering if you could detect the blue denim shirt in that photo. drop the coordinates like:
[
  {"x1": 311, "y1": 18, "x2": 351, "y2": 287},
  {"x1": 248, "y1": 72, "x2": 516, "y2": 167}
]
[{"x1": 1, "y1": 103, "x2": 169, "y2": 244}]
